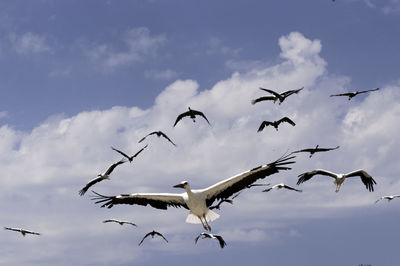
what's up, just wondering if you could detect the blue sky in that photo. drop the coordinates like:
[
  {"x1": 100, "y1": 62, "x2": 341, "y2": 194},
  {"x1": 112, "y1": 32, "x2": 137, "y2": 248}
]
[{"x1": 1, "y1": 1, "x2": 400, "y2": 265}]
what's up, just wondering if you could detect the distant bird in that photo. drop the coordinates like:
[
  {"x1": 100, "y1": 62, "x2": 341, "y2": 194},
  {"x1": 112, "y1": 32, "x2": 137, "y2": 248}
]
[
  {"x1": 111, "y1": 145, "x2": 148, "y2": 163},
  {"x1": 195, "y1": 232, "x2": 227, "y2": 248},
  {"x1": 4, "y1": 227, "x2": 41, "y2": 236},
  {"x1": 209, "y1": 192, "x2": 241, "y2": 210},
  {"x1": 79, "y1": 159, "x2": 126, "y2": 196},
  {"x1": 262, "y1": 183, "x2": 302, "y2": 192},
  {"x1": 138, "y1": 131, "x2": 176, "y2": 146},
  {"x1": 297, "y1": 169, "x2": 376, "y2": 192},
  {"x1": 92, "y1": 154, "x2": 294, "y2": 231},
  {"x1": 138, "y1": 230, "x2": 168, "y2": 246},
  {"x1": 102, "y1": 219, "x2": 137, "y2": 226},
  {"x1": 257, "y1": 117, "x2": 296, "y2": 132},
  {"x1": 252, "y1": 87, "x2": 303, "y2": 105},
  {"x1": 173, "y1": 107, "x2": 211, "y2": 127},
  {"x1": 291, "y1": 145, "x2": 340, "y2": 158},
  {"x1": 330, "y1": 88, "x2": 379, "y2": 100},
  {"x1": 375, "y1": 195, "x2": 400, "y2": 204}
]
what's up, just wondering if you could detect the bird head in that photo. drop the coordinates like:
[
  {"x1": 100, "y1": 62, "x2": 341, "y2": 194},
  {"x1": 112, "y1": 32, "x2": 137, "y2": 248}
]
[{"x1": 173, "y1": 181, "x2": 189, "y2": 189}]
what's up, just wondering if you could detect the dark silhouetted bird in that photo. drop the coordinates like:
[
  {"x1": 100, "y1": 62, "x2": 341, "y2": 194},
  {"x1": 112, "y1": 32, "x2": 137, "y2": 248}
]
[
  {"x1": 252, "y1": 87, "x2": 303, "y2": 105},
  {"x1": 4, "y1": 227, "x2": 41, "y2": 236},
  {"x1": 257, "y1": 117, "x2": 296, "y2": 132},
  {"x1": 111, "y1": 145, "x2": 148, "y2": 163},
  {"x1": 195, "y1": 232, "x2": 227, "y2": 248},
  {"x1": 138, "y1": 131, "x2": 176, "y2": 146},
  {"x1": 291, "y1": 145, "x2": 339, "y2": 158},
  {"x1": 79, "y1": 159, "x2": 126, "y2": 196},
  {"x1": 173, "y1": 107, "x2": 211, "y2": 127},
  {"x1": 330, "y1": 88, "x2": 379, "y2": 100},
  {"x1": 102, "y1": 219, "x2": 137, "y2": 226},
  {"x1": 138, "y1": 230, "x2": 168, "y2": 246},
  {"x1": 297, "y1": 169, "x2": 376, "y2": 192}
]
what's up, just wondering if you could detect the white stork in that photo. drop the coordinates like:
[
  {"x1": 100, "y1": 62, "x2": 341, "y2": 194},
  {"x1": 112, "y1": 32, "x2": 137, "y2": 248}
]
[
  {"x1": 4, "y1": 227, "x2": 41, "y2": 236},
  {"x1": 138, "y1": 230, "x2": 168, "y2": 246},
  {"x1": 195, "y1": 232, "x2": 227, "y2": 248},
  {"x1": 375, "y1": 195, "x2": 400, "y2": 204},
  {"x1": 263, "y1": 183, "x2": 302, "y2": 192},
  {"x1": 111, "y1": 145, "x2": 148, "y2": 163},
  {"x1": 330, "y1": 88, "x2": 379, "y2": 100},
  {"x1": 173, "y1": 107, "x2": 211, "y2": 127},
  {"x1": 102, "y1": 219, "x2": 137, "y2": 226},
  {"x1": 92, "y1": 155, "x2": 295, "y2": 231},
  {"x1": 296, "y1": 169, "x2": 376, "y2": 192}
]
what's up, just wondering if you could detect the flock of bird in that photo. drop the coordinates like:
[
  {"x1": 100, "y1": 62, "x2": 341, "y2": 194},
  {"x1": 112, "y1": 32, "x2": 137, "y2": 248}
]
[{"x1": 5, "y1": 86, "x2": 396, "y2": 250}]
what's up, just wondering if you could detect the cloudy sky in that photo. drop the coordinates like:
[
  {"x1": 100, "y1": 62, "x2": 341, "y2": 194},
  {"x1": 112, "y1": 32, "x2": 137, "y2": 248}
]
[{"x1": 1, "y1": 0, "x2": 400, "y2": 265}]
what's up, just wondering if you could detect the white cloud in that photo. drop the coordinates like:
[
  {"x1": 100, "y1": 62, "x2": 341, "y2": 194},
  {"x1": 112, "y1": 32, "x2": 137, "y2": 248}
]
[
  {"x1": 1, "y1": 31, "x2": 399, "y2": 265},
  {"x1": 8, "y1": 32, "x2": 51, "y2": 54},
  {"x1": 85, "y1": 27, "x2": 166, "y2": 70}
]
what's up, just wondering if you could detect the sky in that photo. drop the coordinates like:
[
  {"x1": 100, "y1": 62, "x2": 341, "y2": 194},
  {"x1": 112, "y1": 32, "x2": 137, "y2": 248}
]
[{"x1": 0, "y1": 0, "x2": 400, "y2": 265}]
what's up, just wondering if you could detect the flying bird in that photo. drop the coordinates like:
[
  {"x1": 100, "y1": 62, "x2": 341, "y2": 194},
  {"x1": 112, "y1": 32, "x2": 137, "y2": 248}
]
[
  {"x1": 291, "y1": 145, "x2": 340, "y2": 158},
  {"x1": 195, "y1": 232, "x2": 227, "y2": 249},
  {"x1": 138, "y1": 230, "x2": 168, "y2": 246},
  {"x1": 297, "y1": 169, "x2": 376, "y2": 192},
  {"x1": 102, "y1": 219, "x2": 137, "y2": 226},
  {"x1": 257, "y1": 117, "x2": 296, "y2": 132},
  {"x1": 4, "y1": 227, "x2": 41, "y2": 236},
  {"x1": 111, "y1": 145, "x2": 148, "y2": 163},
  {"x1": 173, "y1": 107, "x2": 211, "y2": 127},
  {"x1": 79, "y1": 159, "x2": 126, "y2": 196},
  {"x1": 138, "y1": 131, "x2": 176, "y2": 146},
  {"x1": 263, "y1": 183, "x2": 302, "y2": 192},
  {"x1": 330, "y1": 88, "x2": 380, "y2": 100},
  {"x1": 209, "y1": 192, "x2": 241, "y2": 210},
  {"x1": 92, "y1": 154, "x2": 295, "y2": 231},
  {"x1": 252, "y1": 87, "x2": 303, "y2": 105},
  {"x1": 375, "y1": 195, "x2": 400, "y2": 204}
]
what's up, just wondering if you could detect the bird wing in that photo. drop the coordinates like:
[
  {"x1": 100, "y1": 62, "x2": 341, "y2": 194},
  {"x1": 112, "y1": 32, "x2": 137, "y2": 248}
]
[
  {"x1": 102, "y1": 219, "x2": 118, "y2": 223},
  {"x1": 257, "y1": 121, "x2": 272, "y2": 132},
  {"x1": 159, "y1": 131, "x2": 177, "y2": 146},
  {"x1": 282, "y1": 184, "x2": 302, "y2": 192},
  {"x1": 104, "y1": 159, "x2": 126, "y2": 175},
  {"x1": 173, "y1": 111, "x2": 190, "y2": 127},
  {"x1": 111, "y1": 147, "x2": 131, "y2": 160},
  {"x1": 203, "y1": 154, "x2": 295, "y2": 206},
  {"x1": 258, "y1": 88, "x2": 284, "y2": 101},
  {"x1": 356, "y1": 88, "x2": 380, "y2": 95},
  {"x1": 4, "y1": 227, "x2": 21, "y2": 233},
  {"x1": 131, "y1": 145, "x2": 148, "y2": 159},
  {"x1": 314, "y1": 146, "x2": 340, "y2": 152},
  {"x1": 194, "y1": 233, "x2": 204, "y2": 244},
  {"x1": 280, "y1": 87, "x2": 304, "y2": 98},
  {"x1": 251, "y1": 96, "x2": 277, "y2": 105},
  {"x1": 24, "y1": 230, "x2": 40, "y2": 236},
  {"x1": 374, "y1": 197, "x2": 384, "y2": 204},
  {"x1": 155, "y1": 231, "x2": 168, "y2": 242},
  {"x1": 138, "y1": 232, "x2": 152, "y2": 246},
  {"x1": 92, "y1": 191, "x2": 188, "y2": 210},
  {"x1": 291, "y1": 148, "x2": 314, "y2": 154},
  {"x1": 215, "y1": 235, "x2": 227, "y2": 248},
  {"x1": 297, "y1": 169, "x2": 339, "y2": 185},
  {"x1": 330, "y1": 92, "x2": 352, "y2": 97},
  {"x1": 79, "y1": 176, "x2": 104, "y2": 196},
  {"x1": 343, "y1": 169, "x2": 376, "y2": 192},
  {"x1": 262, "y1": 187, "x2": 273, "y2": 192},
  {"x1": 278, "y1": 117, "x2": 296, "y2": 126},
  {"x1": 192, "y1": 110, "x2": 211, "y2": 126}
]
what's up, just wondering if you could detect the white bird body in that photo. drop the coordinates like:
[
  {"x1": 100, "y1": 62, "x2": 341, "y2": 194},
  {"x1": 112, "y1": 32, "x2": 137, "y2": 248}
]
[{"x1": 92, "y1": 155, "x2": 294, "y2": 231}]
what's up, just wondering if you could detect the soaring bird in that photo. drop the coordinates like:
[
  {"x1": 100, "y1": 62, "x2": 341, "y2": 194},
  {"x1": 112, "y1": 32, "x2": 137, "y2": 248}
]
[
  {"x1": 257, "y1": 117, "x2": 296, "y2": 132},
  {"x1": 252, "y1": 87, "x2": 303, "y2": 105},
  {"x1": 263, "y1": 183, "x2": 302, "y2": 192},
  {"x1": 330, "y1": 88, "x2": 379, "y2": 100},
  {"x1": 102, "y1": 219, "x2": 137, "y2": 226},
  {"x1": 291, "y1": 145, "x2": 340, "y2": 158},
  {"x1": 297, "y1": 169, "x2": 376, "y2": 192},
  {"x1": 375, "y1": 195, "x2": 400, "y2": 204},
  {"x1": 92, "y1": 154, "x2": 295, "y2": 231},
  {"x1": 138, "y1": 131, "x2": 176, "y2": 146},
  {"x1": 79, "y1": 159, "x2": 126, "y2": 196},
  {"x1": 138, "y1": 230, "x2": 168, "y2": 246},
  {"x1": 209, "y1": 192, "x2": 241, "y2": 210},
  {"x1": 111, "y1": 145, "x2": 148, "y2": 163},
  {"x1": 173, "y1": 107, "x2": 211, "y2": 127},
  {"x1": 195, "y1": 232, "x2": 227, "y2": 248},
  {"x1": 4, "y1": 227, "x2": 41, "y2": 236}
]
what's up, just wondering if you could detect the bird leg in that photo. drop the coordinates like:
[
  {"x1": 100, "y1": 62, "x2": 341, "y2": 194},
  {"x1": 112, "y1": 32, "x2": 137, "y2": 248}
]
[{"x1": 201, "y1": 216, "x2": 212, "y2": 231}]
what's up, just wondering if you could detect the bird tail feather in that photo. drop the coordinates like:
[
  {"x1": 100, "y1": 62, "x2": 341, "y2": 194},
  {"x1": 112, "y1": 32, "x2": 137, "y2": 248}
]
[{"x1": 185, "y1": 210, "x2": 220, "y2": 224}]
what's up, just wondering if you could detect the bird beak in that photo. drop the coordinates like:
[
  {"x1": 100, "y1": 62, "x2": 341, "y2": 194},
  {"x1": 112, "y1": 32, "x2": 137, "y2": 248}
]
[{"x1": 173, "y1": 183, "x2": 185, "y2": 188}]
